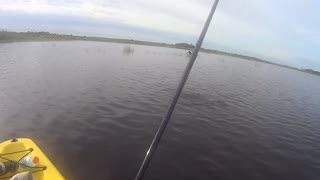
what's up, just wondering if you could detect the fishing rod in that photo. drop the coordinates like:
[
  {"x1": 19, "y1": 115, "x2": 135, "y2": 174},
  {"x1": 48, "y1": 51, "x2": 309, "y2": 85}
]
[{"x1": 134, "y1": 0, "x2": 220, "y2": 179}]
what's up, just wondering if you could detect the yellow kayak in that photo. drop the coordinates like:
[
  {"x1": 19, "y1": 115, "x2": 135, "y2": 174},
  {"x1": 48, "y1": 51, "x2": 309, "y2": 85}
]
[{"x1": 0, "y1": 138, "x2": 64, "y2": 180}]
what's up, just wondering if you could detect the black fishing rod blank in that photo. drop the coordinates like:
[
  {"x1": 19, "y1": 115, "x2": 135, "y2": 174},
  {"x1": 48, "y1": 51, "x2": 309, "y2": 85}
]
[{"x1": 134, "y1": 0, "x2": 220, "y2": 179}]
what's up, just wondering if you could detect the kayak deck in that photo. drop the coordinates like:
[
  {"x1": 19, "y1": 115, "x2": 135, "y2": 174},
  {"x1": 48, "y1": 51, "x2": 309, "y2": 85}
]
[{"x1": 0, "y1": 138, "x2": 64, "y2": 180}]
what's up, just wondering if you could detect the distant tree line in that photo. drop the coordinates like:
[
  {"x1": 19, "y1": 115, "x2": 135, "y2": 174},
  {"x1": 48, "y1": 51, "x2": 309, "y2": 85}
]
[
  {"x1": 303, "y1": 69, "x2": 320, "y2": 75},
  {"x1": 0, "y1": 30, "x2": 79, "y2": 41},
  {"x1": 175, "y1": 43, "x2": 195, "y2": 49}
]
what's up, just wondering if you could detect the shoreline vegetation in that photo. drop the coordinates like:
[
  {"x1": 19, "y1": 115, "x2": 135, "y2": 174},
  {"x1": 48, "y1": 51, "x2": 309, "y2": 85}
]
[{"x1": 1, "y1": 31, "x2": 319, "y2": 76}]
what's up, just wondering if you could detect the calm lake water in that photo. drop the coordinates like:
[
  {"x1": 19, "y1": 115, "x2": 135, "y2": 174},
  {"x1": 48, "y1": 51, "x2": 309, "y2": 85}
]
[{"x1": 0, "y1": 41, "x2": 320, "y2": 180}]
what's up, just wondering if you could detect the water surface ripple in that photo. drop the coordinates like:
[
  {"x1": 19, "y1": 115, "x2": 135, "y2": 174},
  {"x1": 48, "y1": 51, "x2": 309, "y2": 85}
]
[{"x1": 0, "y1": 41, "x2": 320, "y2": 180}]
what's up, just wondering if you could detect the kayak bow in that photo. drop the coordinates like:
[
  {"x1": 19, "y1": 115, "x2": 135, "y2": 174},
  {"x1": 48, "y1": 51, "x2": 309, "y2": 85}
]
[{"x1": 0, "y1": 138, "x2": 64, "y2": 180}]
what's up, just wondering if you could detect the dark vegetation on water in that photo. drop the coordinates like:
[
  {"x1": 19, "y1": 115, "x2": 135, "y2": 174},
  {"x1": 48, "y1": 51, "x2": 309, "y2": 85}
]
[{"x1": 0, "y1": 30, "x2": 319, "y2": 76}]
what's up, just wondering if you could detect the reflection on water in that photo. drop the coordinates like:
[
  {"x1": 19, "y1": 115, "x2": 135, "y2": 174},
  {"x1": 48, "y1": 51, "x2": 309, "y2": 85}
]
[{"x1": 0, "y1": 41, "x2": 320, "y2": 180}]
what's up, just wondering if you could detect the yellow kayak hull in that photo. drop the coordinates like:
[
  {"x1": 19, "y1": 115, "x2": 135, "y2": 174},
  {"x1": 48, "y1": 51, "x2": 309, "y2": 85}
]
[{"x1": 0, "y1": 138, "x2": 64, "y2": 180}]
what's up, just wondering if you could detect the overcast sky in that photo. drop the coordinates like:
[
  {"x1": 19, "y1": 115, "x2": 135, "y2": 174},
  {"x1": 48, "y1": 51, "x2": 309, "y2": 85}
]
[{"x1": 0, "y1": 0, "x2": 319, "y2": 70}]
